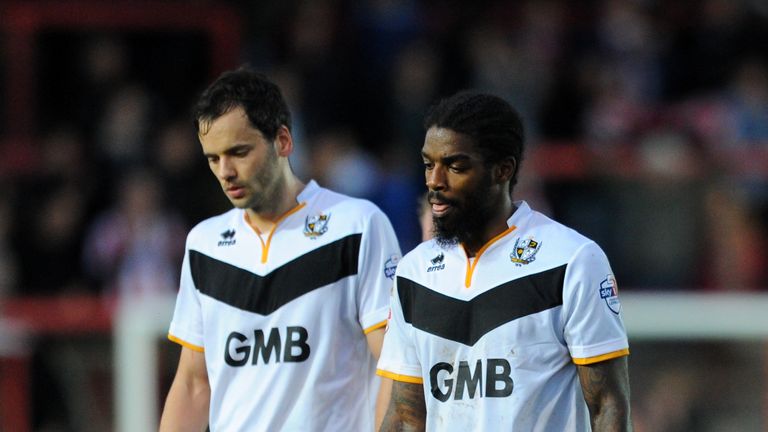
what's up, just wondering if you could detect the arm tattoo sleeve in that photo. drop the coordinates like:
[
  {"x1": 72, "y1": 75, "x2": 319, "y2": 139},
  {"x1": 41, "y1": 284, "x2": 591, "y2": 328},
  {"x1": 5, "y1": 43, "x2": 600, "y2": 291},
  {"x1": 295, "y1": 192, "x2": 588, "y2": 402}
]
[
  {"x1": 379, "y1": 381, "x2": 427, "y2": 432},
  {"x1": 577, "y1": 356, "x2": 633, "y2": 431}
]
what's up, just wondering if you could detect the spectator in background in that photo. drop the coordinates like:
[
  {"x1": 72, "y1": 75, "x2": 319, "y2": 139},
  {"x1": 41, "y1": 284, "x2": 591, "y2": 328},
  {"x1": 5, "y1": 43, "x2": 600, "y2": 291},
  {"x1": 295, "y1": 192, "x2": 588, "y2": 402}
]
[
  {"x1": 306, "y1": 127, "x2": 383, "y2": 200},
  {"x1": 390, "y1": 39, "x2": 441, "y2": 155},
  {"x1": 722, "y1": 58, "x2": 768, "y2": 145},
  {"x1": 82, "y1": 168, "x2": 186, "y2": 300},
  {"x1": 95, "y1": 83, "x2": 154, "y2": 171},
  {"x1": 700, "y1": 181, "x2": 768, "y2": 290},
  {"x1": 0, "y1": 184, "x2": 18, "y2": 298},
  {"x1": 154, "y1": 119, "x2": 229, "y2": 228},
  {"x1": 12, "y1": 127, "x2": 93, "y2": 295},
  {"x1": 465, "y1": 1, "x2": 565, "y2": 139}
]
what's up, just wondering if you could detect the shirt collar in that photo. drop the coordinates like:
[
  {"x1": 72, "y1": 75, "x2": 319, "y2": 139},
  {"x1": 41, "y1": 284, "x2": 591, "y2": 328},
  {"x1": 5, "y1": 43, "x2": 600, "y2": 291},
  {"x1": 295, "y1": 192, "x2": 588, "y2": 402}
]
[
  {"x1": 506, "y1": 200, "x2": 532, "y2": 228},
  {"x1": 296, "y1": 179, "x2": 321, "y2": 202}
]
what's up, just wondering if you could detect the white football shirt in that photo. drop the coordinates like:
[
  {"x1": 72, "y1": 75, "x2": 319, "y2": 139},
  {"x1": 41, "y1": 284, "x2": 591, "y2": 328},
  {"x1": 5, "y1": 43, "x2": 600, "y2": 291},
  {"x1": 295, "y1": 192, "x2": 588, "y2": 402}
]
[
  {"x1": 169, "y1": 181, "x2": 401, "y2": 431},
  {"x1": 377, "y1": 201, "x2": 629, "y2": 431}
]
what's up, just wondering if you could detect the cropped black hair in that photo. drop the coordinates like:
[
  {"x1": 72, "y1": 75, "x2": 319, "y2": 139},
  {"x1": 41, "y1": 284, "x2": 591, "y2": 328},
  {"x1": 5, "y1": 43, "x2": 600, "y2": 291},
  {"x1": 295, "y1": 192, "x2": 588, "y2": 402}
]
[
  {"x1": 424, "y1": 91, "x2": 525, "y2": 189},
  {"x1": 193, "y1": 66, "x2": 291, "y2": 141}
]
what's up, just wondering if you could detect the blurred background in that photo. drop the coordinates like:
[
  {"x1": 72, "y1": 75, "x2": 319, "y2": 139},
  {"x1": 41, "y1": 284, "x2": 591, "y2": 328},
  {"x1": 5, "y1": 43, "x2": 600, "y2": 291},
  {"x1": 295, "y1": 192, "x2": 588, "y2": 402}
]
[{"x1": 0, "y1": 0, "x2": 766, "y2": 431}]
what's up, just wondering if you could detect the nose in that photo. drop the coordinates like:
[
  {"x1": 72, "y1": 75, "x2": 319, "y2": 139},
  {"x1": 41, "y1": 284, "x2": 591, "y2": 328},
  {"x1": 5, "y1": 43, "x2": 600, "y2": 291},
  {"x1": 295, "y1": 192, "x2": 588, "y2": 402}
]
[
  {"x1": 216, "y1": 157, "x2": 237, "y2": 181},
  {"x1": 425, "y1": 166, "x2": 446, "y2": 191}
]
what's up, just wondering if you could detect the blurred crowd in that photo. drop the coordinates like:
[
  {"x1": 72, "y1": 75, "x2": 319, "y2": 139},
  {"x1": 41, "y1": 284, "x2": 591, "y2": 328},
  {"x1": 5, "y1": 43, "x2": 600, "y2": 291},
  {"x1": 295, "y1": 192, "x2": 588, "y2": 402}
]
[
  {"x1": 0, "y1": 0, "x2": 767, "y2": 430},
  {"x1": 2, "y1": 0, "x2": 767, "y2": 303}
]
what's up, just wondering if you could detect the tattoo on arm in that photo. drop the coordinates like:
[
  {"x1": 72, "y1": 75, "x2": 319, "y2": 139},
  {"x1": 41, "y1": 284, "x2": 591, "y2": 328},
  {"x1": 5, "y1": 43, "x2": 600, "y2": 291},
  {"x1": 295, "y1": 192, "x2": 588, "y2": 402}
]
[
  {"x1": 577, "y1": 356, "x2": 633, "y2": 431},
  {"x1": 379, "y1": 381, "x2": 426, "y2": 432}
]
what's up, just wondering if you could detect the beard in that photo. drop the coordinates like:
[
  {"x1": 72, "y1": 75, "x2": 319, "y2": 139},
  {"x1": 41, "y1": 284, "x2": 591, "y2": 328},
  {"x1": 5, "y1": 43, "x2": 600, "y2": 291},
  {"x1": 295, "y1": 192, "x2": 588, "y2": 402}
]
[
  {"x1": 430, "y1": 176, "x2": 497, "y2": 249},
  {"x1": 230, "y1": 145, "x2": 283, "y2": 213},
  {"x1": 243, "y1": 168, "x2": 284, "y2": 213}
]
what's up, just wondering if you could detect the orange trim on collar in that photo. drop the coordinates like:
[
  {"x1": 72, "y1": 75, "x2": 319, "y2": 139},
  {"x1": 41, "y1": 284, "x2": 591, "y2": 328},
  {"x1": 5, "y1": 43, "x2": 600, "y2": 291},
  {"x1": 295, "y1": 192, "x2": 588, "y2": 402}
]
[
  {"x1": 462, "y1": 225, "x2": 517, "y2": 288},
  {"x1": 246, "y1": 202, "x2": 307, "y2": 263}
]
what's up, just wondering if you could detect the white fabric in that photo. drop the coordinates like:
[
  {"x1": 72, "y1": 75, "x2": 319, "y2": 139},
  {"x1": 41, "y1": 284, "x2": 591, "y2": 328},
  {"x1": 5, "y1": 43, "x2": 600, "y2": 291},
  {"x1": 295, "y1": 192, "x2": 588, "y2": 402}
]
[
  {"x1": 378, "y1": 201, "x2": 628, "y2": 431},
  {"x1": 169, "y1": 181, "x2": 401, "y2": 431}
]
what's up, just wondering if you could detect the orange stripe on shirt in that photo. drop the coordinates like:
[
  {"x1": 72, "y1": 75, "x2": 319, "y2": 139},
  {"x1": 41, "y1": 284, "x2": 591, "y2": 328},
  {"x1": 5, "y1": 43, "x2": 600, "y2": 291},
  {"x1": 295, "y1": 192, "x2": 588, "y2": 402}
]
[
  {"x1": 168, "y1": 333, "x2": 205, "y2": 352},
  {"x1": 572, "y1": 348, "x2": 629, "y2": 365},
  {"x1": 376, "y1": 369, "x2": 424, "y2": 384},
  {"x1": 364, "y1": 320, "x2": 387, "y2": 335}
]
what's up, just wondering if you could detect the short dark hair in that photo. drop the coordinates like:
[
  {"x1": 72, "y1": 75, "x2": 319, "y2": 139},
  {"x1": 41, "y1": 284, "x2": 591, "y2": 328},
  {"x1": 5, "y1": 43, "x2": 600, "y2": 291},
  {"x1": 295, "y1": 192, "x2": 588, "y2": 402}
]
[
  {"x1": 424, "y1": 91, "x2": 525, "y2": 188},
  {"x1": 193, "y1": 66, "x2": 292, "y2": 141}
]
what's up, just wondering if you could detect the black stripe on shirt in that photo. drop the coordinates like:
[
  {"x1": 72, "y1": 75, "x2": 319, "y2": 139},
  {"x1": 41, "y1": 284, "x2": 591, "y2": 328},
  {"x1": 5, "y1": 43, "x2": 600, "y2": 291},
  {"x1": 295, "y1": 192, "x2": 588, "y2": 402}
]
[
  {"x1": 397, "y1": 265, "x2": 566, "y2": 346},
  {"x1": 190, "y1": 234, "x2": 361, "y2": 314}
]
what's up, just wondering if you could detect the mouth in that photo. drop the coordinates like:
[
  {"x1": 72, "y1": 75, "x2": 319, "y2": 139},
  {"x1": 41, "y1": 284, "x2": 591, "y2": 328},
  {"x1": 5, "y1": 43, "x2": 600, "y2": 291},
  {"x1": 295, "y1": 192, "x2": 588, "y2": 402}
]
[
  {"x1": 225, "y1": 185, "x2": 246, "y2": 199},
  {"x1": 429, "y1": 197, "x2": 455, "y2": 218}
]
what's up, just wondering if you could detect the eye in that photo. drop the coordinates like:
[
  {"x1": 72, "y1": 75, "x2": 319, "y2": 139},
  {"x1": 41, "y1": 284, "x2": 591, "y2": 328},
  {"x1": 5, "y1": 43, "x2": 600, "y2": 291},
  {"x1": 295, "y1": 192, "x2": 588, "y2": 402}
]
[
  {"x1": 233, "y1": 148, "x2": 250, "y2": 157},
  {"x1": 423, "y1": 161, "x2": 434, "y2": 170},
  {"x1": 449, "y1": 163, "x2": 466, "y2": 173},
  {"x1": 207, "y1": 155, "x2": 219, "y2": 164}
]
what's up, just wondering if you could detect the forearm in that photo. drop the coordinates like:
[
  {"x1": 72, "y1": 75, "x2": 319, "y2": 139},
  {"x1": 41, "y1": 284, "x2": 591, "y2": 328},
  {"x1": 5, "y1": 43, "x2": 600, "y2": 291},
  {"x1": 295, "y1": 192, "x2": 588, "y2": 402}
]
[
  {"x1": 375, "y1": 377, "x2": 393, "y2": 430},
  {"x1": 589, "y1": 398, "x2": 632, "y2": 431},
  {"x1": 160, "y1": 347, "x2": 211, "y2": 432},
  {"x1": 578, "y1": 356, "x2": 633, "y2": 432},
  {"x1": 379, "y1": 381, "x2": 426, "y2": 432},
  {"x1": 159, "y1": 377, "x2": 210, "y2": 432}
]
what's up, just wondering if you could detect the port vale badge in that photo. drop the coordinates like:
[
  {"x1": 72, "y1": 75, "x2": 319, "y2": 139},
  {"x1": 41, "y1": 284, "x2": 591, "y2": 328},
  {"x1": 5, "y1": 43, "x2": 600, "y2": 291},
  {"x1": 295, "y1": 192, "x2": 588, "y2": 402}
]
[
  {"x1": 510, "y1": 237, "x2": 541, "y2": 265},
  {"x1": 304, "y1": 213, "x2": 330, "y2": 239}
]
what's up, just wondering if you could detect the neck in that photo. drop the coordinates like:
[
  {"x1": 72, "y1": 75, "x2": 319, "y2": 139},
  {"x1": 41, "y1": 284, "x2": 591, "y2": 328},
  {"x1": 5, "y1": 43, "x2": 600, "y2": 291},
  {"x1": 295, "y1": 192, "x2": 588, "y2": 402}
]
[
  {"x1": 463, "y1": 200, "x2": 517, "y2": 257},
  {"x1": 245, "y1": 173, "x2": 305, "y2": 233}
]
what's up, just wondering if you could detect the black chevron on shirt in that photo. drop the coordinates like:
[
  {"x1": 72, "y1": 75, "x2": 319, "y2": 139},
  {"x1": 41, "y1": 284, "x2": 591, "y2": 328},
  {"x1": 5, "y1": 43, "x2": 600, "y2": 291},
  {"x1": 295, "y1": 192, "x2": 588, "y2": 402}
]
[
  {"x1": 397, "y1": 265, "x2": 566, "y2": 346},
  {"x1": 190, "y1": 234, "x2": 361, "y2": 314}
]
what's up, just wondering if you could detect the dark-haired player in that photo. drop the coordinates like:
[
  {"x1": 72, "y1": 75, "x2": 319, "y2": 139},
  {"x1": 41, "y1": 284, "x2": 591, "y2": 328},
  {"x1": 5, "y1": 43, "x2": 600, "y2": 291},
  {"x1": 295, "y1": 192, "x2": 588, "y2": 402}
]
[
  {"x1": 160, "y1": 67, "x2": 401, "y2": 431},
  {"x1": 377, "y1": 91, "x2": 632, "y2": 431}
]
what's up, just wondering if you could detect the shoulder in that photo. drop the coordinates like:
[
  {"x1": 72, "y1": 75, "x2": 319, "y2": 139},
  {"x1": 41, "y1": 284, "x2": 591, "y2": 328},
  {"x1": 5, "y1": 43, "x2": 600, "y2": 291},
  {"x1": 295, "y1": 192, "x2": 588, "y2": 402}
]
[
  {"x1": 397, "y1": 240, "x2": 444, "y2": 275},
  {"x1": 522, "y1": 208, "x2": 601, "y2": 260},
  {"x1": 316, "y1": 187, "x2": 382, "y2": 215},
  {"x1": 311, "y1": 186, "x2": 391, "y2": 228}
]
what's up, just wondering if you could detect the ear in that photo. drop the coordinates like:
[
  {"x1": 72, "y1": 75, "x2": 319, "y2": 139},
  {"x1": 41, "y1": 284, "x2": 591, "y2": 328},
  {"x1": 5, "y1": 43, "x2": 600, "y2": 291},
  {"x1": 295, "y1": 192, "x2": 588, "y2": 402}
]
[
  {"x1": 493, "y1": 157, "x2": 516, "y2": 184},
  {"x1": 274, "y1": 125, "x2": 294, "y2": 157}
]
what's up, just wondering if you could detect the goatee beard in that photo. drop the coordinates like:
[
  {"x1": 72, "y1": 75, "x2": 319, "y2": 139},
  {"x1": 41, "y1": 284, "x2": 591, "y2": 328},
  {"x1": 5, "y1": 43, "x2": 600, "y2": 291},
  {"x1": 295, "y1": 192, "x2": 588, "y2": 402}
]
[{"x1": 432, "y1": 194, "x2": 496, "y2": 250}]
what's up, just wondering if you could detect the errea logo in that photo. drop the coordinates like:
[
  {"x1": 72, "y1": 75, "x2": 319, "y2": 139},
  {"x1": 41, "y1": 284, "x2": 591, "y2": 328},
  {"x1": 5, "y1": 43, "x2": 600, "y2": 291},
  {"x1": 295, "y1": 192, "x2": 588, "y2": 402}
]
[
  {"x1": 427, "y1": 252, "x2": 445, "y2": 272},
  {"x1": 218, "y1": 229, "x2": 236, "y2": 246}
]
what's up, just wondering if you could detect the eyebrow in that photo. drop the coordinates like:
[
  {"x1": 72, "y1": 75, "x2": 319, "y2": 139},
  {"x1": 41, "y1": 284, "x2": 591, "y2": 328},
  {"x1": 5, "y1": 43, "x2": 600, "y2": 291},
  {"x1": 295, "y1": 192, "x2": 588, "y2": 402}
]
[
  {"x1": 204, "y1": 143, "x2": 253, "y2": 158},
  {"x1": 422, "y1": 151, "x2": 473, "y2": 165}
]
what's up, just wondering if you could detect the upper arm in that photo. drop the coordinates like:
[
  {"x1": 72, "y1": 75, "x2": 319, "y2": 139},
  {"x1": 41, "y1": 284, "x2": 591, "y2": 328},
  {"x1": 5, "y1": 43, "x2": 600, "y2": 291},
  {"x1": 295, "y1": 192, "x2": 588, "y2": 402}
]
[
  {"x1": 576, "y1": 356, "x2": 633, "y2": 431},
  {"x1": 175, "y1": 346, "x2": 209, "y2": 383},
  {"x1": 366, "y1": 326, "x2": 386, "y2": 360},
  {"x1": 379, "y1": 380, "x2": 426, "y2": 432},
  {"x1": 357, "y1": 208, "x2": 401, "y2": 334}
]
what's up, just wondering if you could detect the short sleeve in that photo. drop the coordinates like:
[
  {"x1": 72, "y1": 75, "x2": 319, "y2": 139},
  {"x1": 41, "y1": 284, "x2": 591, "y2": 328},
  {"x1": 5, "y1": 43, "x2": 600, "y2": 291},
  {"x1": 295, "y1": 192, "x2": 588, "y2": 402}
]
[
  {"x1": 356, "y1": 209, "x2": 402, "y2": 334},
  {"x1": 562, "y1": 242, "x2": 629, "y2": 364},
  {"x1": 167, "y1": 240, "x2": 205, "y2": 352},
  {"x1": 376, "y1": 275, "x2": 424, "y2": 383}
]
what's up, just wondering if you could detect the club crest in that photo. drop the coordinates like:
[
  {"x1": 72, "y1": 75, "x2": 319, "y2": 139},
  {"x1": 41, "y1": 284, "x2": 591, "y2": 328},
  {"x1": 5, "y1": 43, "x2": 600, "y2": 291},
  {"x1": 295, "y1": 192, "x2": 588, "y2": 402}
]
[
  {"x1": 304, "y1": 213, "x2": 331, "y2": 239},
  {"x1": 510, "y1": 237, "x2": 541, "y2": 265}
]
